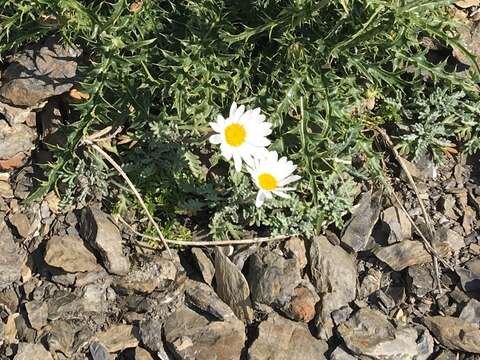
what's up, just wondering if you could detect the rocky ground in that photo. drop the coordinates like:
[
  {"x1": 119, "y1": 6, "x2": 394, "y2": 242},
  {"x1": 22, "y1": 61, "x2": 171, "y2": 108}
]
[{"x1": 1, "y1": 5, "x2": 480, "y2": 360}]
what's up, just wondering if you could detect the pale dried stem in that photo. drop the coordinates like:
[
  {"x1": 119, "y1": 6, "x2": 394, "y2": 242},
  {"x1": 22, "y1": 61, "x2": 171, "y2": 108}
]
[
  {"x1": 376, "y1": 127, "x2": 444, "y2": 294},
  {"x1": 82, "y1": 137, "x2": 172, "y2": 256},
  {"x1": 118, "y1": 215, "x2": 294, "y2": 247}
]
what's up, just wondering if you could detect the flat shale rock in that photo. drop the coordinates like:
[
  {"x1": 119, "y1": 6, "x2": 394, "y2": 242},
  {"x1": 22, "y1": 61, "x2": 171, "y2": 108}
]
[
  {"x1": 185, "y1": 279, "x2": 235, "y2": 321},
  {"x1": 455, "y1": 265, "x2": 480, "y2": 296},
  {"x1": 247, "y1": 249, "x2": 302, "y2": 312},
  {"x1": 80, "y1": 207, "x2": 130, "y2": 275},
  {"x1": 214, "y1": 248, "x2": 253, "y2": 322},
  {"x1": 164, "y1": 305, "x2": 245, "y2": 360},
  {"x1": 459, "y1": 298, "x2": 480, "y2": 324},
  {"x1": 423, "y1": 316, "x2": 480, "y2": 353},
  {"x1": 407, "y1": 265, "x2": 436, "y2": 298},
  {"x1": 0, "y1": 219, "x2": 25, "y2": 289},
  {"x1": 0, "y1": 121, "x2": 36, "y2": 162},
  {"x1": 309, "y1": 235, "x2": 357, "y2": 339},
  {"x1": 338, "y1": 308, "x2": 434, "y2": 360},
  {"x1": 24, "y1": 300, "x2": 48, "y2": 331},
  {"x1": 373, "y1": 240, "x2": 450, "y2": 271},
  {"x1": 135, "y1": 347, "x2": 154, "y2": 360},
  {"x1": 191, "y1": 248, "x2": 214, "y2": 285},
  {"x1": 248, "y1": 313, "x2": 328, "y2": 360},
  {"x1": 14, "y1": 342, "x2": 53, "y2": 360},
  {"x1": 96, "y1": 324, "x2": 138, "y2": 353},
  {"x1": 44, "y1": 234, "x2": 99, "y2": 273},
  {"x1": 0, "y1": 37, "x2": 81, "y2": 106},
  {"x1": 138, "y1": 319, "x2": 163, "y2": 354},
  {"x1": 341, "y1": 190, "x2": 382, "y2": 251},
  {"x1": 381, "y1": 206, "x2": 412, "y2": 244}
]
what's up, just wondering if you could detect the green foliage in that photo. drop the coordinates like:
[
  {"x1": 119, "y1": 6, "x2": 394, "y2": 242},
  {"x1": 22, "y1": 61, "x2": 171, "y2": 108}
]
[{"x1": 1, "y1": 0, "x2": 479, "y2": 240}]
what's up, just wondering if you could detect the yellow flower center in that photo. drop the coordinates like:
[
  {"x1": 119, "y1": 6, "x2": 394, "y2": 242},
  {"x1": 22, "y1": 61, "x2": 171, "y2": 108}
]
[
  {"x1": 224, "y1": 123, "x2": 246, "y2": 147},
  {"x1": 258, "y1": 173, "x2": 277, "y2": 191}
]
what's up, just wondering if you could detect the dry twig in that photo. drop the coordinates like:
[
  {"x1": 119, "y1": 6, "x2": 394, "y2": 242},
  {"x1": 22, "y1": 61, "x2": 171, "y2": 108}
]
[{"x1": 375, "y1": 126, "x2": 446, "y2": 293}]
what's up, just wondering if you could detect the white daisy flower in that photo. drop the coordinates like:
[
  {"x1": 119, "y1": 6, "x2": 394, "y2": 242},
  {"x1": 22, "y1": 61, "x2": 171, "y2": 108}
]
[
  {"x1": 209, "y1": 102, "x2": 272, "y2": 171},
  {"x1": 249, "y1": 150, "x2": 301, "y2": 207}
]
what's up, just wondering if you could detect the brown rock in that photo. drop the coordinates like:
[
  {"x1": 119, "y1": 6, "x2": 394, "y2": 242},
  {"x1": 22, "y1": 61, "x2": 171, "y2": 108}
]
[
  {"x1": 424, "y1": 316, "x2": 480, "y2": 353},
  {"x1": 248, "y1": 313, "x2": 328, "y2": 360},
  {"x1": 0, "y1": 219, "x2": 25, "y2": 289},
  {"x1": 0, "y1": 153, "x2": 25, "y2": 170},
  {"x1": 14, "y1": 343, "x2": 53, "y2": 360},
  {"x1": 0, "y1": 180, "x2": 14, "y2": 198},
  {"x1": 373, "y1": 240, "x2": 450, "y2": 271},
  {"x1": 96, "y1": 324, "x2": 139, "y2": 353},
  {"x1": 0, "y1": 38, "x2": 81, "y2": 106},
  {"x1": 214, "y1": 248, "x2": 253, "y2": 322},
  {"x1": 135, "y1": 347, "x2": 154, "y2": 360},
  {"x1": 0, "y1": 121, "x2": 36, "y2": 161},
  {"x1": 286, "y1": 286, "x2": 317, "y2": 322},
  {"x1": 191, "y1": 248, "x2": 214, "y2": 285},
  {"x1": 8, "y1": 212, "x2": 31, "y2": 239},
  {"x1": 164, "y1": 305, "x2": 245, "y2": 360},
  {"x1": 44, "y1": 234, "x2": 99, "y2": 273},
  {"x1": 24, "y1": 300, "x2": 48, "y2": 331}
]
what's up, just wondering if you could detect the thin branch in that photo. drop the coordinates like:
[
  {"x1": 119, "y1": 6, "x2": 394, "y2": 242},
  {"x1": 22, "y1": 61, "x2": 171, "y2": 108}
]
[
  {"x1": 375, "y1": 126, "x2": 445, "y2": 293},
  {"x1": 118, "y1": 215, "x2": 294, "y2": 247},
  {"x1": 82, "y1": 137, "x2": 172, "y2": 257}
]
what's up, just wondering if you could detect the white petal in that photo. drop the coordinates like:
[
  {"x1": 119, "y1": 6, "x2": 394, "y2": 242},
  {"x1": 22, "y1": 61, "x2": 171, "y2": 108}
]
[
  {"x1": 234, "y1": 105, "x2": 245, "y2": 121},
  {"x1": 273, "y1": 190, "x2": 290, "y2": 198},
  {"x1": 209, "y1": 134, "x2": 222, "y2": 144},
  {"x1": 265, "y1": 191, "x2": 273, "y2": 199},
  {"x1": 221, "y1": 144, "x2": 233, "y2": 160},
  {"x1": 217, "y1": 115, "x2": 226, "y2": 126},
  {"x1": 229, "y1": 102, "x2": 237, "y2": 118},
  {"x1": 210, "y1": 121, "x2": 222, "y2": 133},
  {"x1": 279, "y1": 175, "x2": 301, "y2": 186},
  {"x1": 233, "y1": 153, "x2": 242, "y2": 172},
  {"x1": 255, "y1": 191, "x2": 266, "y2": 207}
]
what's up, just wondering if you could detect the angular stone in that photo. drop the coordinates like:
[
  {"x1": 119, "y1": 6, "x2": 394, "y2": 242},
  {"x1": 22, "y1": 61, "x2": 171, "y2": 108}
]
[
  {"x1": 0, "y1": 38, "x2": 81, "y2": 106},
  {"x1": 135, "y1": 347, "x2": 154, "y2": 360},
  {"x1": 44, "y1": 234, "x2": 99, "y2": 273},
  {"x1": 341, "y1": 190, "x2": 382, "y2": 251},
  {"x1": 96, "y1": 324, "x2": 138, "y2": 353},
  {"x1": 374, "y1": 240, "x2": 450, "y2": 271},
  {"x1": 330, "y1": 346, "x2": 357, "y2": 360},
  {"x1": 113, "y1": 255, "x2": 177, "y2": 294},
  {"x1": 455, "y1": 266, "x2": 480, "y2": 295},
  {"x1": 407, "y1": 265, "x2": 436, "y2": 298},
  {"x1": 284, "y1": 285, "x2": 317, "y2": 322},
  {"x1": 138, "y1": 319, "x2": 163, "y2": 353},
  {"x1": 248, "y1": 313, "x2": 327, "y2": 360},
  {"x1": 423, "y1": 316, "x2": 480, "y2": 353},
  {"x1": 80, "y1": 207, "x2": 130, "y2": 275},
  {"x1": 283, "y1": 236, "x2": 308, "y2": 271},
  {"x1": 247, "y1": 249, "x2": 302, "y2": 312},
  {"x1": 45, "y1": 320, "x2": 78, "y2": 356},
  {"x1": 0, "y1": 219, "x2": 24, "y2": 289},
  {"x1": 214, "y1": 248, "x2": 253, "y2": 322},
  {"x1": 9, "y1": 212, "x2": 31, "y2": 239},
  {"x1": 89, "y1": 342, "x2": 111, "y2": 360},
  {"x1": 339, "y1": 308, "x2": 434, "y2": 359},
  {"x1": 24, "y1": 300, "x2": 48, "y2": 331},
  {"x1": 437, "y1": 227, "x2": 464, "y2": 253},
  {"x1": 456, "y1": 0, "x2": 479, "y2": 8},
  {"x1": 459, "y1": 298, "x2": 480, "y2": 325},
  {"x1": 14, "y1": 343, "x2": 53, "y2": 360},
  {"x1": 309, "y1": 235, "x2": 357, "y2": 339},
  {"x1": 0, "y1": 180, "x2": 14, "y2": 198},
  {"x1": 0, "y1": 121, "x2": 36, "y2": 160},
  {"x1": 381, "y1": 206, "x2": 411, "y2": 244},
  {"x1": 0, "y1": 102, "x2": 40, "y2": 125},
  {"x1": 191, "y1": 248, "x2": 214, "y2": 285},
  {"x1": 185, "y1": 279, "x2": 235, "y2": 321},
  {"x1": 164, "y1": 305, "x2": 245, "y2": 360}
]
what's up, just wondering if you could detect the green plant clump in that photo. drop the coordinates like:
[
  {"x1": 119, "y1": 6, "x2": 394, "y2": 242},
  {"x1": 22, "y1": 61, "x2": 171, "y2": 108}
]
[{"x1": 1, "y1": 0, "x2": 479, "y2": 241}]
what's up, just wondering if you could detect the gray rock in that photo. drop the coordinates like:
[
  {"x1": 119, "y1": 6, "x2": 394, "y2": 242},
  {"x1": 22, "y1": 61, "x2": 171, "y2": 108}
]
[
  {"x1": 44, "y1": 234, "x2": 99, "y2": 273},
  {"x1": 459, "y1": 298, "x2": 480, "y2": 325},
  {"x1": 138, "y1": 319, "x2": 163, "y2": 353},
  {"x1": 423, "y1": 316, "x2": 480, "y2": 353},
  {"x1": 282, "y1": 236, "x2": 308, "y2": 271},
  {"x1": 374, "y1": 240, "x2": 450, "y2": 271},
  {"x1": 455, "y1": 266, "x2": 480, "y2": 295},
  {"x1": 331, "y1": 305, "x2": 353, "y2": 327},
  {"x1": 0, "y1": 102, "x2": 40, "y2": 125},
  {"x1": 214, "y1": 248, "x2": 253, "y2": 322},
  {"x1": 114, "y1": 255, "x2": 177, "y2": 294},
  {"x1": 247, "y1": 250, "x2": 302, "y2": 313},
  {"x1": 381, "y1": 206, "x2": 412, "y2": 244},
  {"x1": 0, "y1": 37, "x2": 81, "y2": 106},
  {"x1": 89, "y1": 342, "x2": 110, "y2": 360},
  {"x1": 309, "y1": 235, "x2": 357, "y2": 339},
  {"x1": 338, "y1": 308, "x2": 434, "y2": 359},
  {"x1": 185, "y1": 279, "x2": 235, "y2": 321},
  {"x1": 407, "y1": 265, "x2": 436, "y2": 298},
  {"x1": 8, "y1": 212, "x2": 32, "y2": 239},
  {"x1": 330, "y1": 347, "x2": 357, "y2": 360},
  {"x1": 358, "y1": 268, "x2": 382, "y2": 299},
  {"x1": 164, "y1": 305, "x2": 245, "y2": 360},
  {"x1": 24, "y1": 300, "x2": 48, "y2": 331},
  {"x1": 341, "y1": 190, "x2": 382, "y2": 251},
  {"x1": 0, "y1": 219, "x2": 24, "y2": 289},
  {"x1": 96, "y1": 324, "x2": 139, "y2": 353},
  {"x1": 80, "y1": 207, "x2": 130, "y2": 275},
  {"x1": 0, "y1": 121, "x2": 36, "y2": 161},
  {"x1": 248, "y1": 313, "x2": 327, "y2": 360},
  {"x1": 14, "y1": 343, "x2": 53, "y2": 360},
  {"x1": 191, "y1": 248, "x2": 215, "y2": 285},
  {"x1": 436, "y1": 227, "x2": 464, "y2": 253}
]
